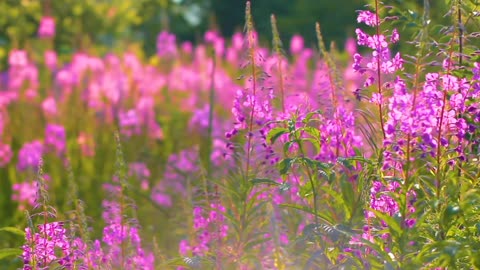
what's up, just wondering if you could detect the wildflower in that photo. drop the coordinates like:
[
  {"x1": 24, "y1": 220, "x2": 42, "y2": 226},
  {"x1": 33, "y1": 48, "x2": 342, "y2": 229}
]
[
  {"x1": 156, "y1": 31, "x2": 177, "y2": 58},
  {"x1": 17, "y1": 140, "x2": 43, "y2": 171},
  {"x1": 290, "y1": 35, "x2": 304, "y2": 55},
  {"x1": 22, "y1": 222, "x2": 71, "y2": 269},
  {"x1": 129, "y1": 162, "x2": 150, "y2": 190},
  {"x1": 0, "y1": 142, "x2": 13, "y2": 167},
  {"x1": 45, "y1": 124, "x2": 66, "y2": 155},
  {"x1": 357, "y1": 10, "x2": 379, "y2": 26},
  {"x1": 44, "y1": 50, "x2": 57, "y2": 70},
  {"x1": 42, "y1": 97, "x2": 57, "y2": 116},
  {"x1": 9, "y1": 50, "x2": 28, "y2": 67},
  {"x1": 118, "y1": 109, "x2": 141, "y2": 137},
  {"x1": 38, "y1": 16, "x2": 56, "y2": 38},
  {"x1": 12, "y1": 181, "x2": 37, "y2": 210}
]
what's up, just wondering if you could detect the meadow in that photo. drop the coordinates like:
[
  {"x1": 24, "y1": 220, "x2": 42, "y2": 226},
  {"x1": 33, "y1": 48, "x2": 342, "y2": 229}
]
[{"x1": 1, "y1": 0, "x2": 480, "y2": 269}]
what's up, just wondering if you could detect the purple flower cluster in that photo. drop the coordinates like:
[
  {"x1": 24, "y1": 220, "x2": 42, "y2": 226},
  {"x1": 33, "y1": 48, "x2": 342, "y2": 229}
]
[
  {"x1": 12, "y1": 181, "x2": 38, "y2": 211},
  {"x1": 315, "y1": 107, "x2": 363, "y2": 163},
  {"x1": 353, "y1": 10, "x2": 403, "y2": 90},
  {"x1": 17, "y1": 140, "x2": 43, "y2": 171},
  {"x1": 22, "y1": 222, "x2": 71, "y2": 269},
  {"x1": 129, "y1": 162, "x2": 150, "y2": 190},
  {"x1": 151, "y1": 148, "x2": 199, "y2": 207},
  {"x1": 44, "y1": 123, "x2": 66, "y2": 156},
  {"x1": 156, "y1": 31, "x2": 177, "y2": 58},
  {"x1": 87, "y1": 200, "x2": 154, "y2": 269},
  {"x1": 179, "y1": 203, "x2": 228, "y2": 257}
]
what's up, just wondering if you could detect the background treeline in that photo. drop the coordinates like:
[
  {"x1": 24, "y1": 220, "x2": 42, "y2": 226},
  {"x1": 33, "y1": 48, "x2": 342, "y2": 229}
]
[{"x1": 0, "y1": 0, "x2": 450, "y2": 58}]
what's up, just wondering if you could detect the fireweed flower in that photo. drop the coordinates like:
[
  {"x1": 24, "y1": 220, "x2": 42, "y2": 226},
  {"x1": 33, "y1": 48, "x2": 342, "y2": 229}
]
[
  {"x1": 42, "y1": 97, "x2": 58, "y2": 116},
  {"x1": 22, "y1": 222, "x2": 72, "y2": 269},
  {"x1": 226, "y1": 68, "x2": 275, "y2": 166},
  {"x1": 9, "y1": 50, "x2": 28, "y2": 67},
  {"x1": 6, "y1": 53, "x2": 39, "y2": 97},
  {"x1": 12, "y1": 181, "x2": 37, "y2": 210},
  {"x1": 135, "y1": 96, "x2": 164, "y2": 140},
  {"x1": 152, "y1": 148, "x2": 199, "y2": 203},
  {"x1": 17, "y1": 140, "x2": 43, "y2": 171},
  {"x1": 156, "y1": 31, "x2": 177, "y2": 58},
  {"x1": 129, "y1": 162, "x2": 150, "y2": 190},
  {"x1": 357, "y1": 10, "x2": 379, "y2": 26},
  {"x1": 44, "y1": 124, "x2": 66, "y2": 155},
  {"x1": 204, "y1": 30, "x2": 225, "y2": 57},
  {"x1": 353, "y1": 14, "x2": 403, "y2": 89},
  {"x1": 180, "y1": 203, "x2": 228, "y2": 257},
  {"x1": 181, "y1": 41, "x2": 193, "y2": 54},
  {"x1": 350, "y1": 7, "x2": 419, "y2": 260},
  {"x1": 93, "y1": 200, "x2": 154, "y2": 269},
  {"x1": 290, "y1": 34, "x2": 304, "y2": 55},
  {"x1": 44, "y1": 50, "x2": 58, "y2": 71},
  {"x1": 37, "y1": 16, "x2": 55, "y2": 38},
  {"x1": 0, "y1": 142, "x2": 13, "y2": 167},
  {"x1": 118, "y1": 109, "x2": 142, "y2": 137}
]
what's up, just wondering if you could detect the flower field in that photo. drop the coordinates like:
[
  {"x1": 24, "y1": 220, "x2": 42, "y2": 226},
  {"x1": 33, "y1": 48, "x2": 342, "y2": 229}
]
[{"x1": 1, "y1": 1, "x2": 480, "y2": 269}]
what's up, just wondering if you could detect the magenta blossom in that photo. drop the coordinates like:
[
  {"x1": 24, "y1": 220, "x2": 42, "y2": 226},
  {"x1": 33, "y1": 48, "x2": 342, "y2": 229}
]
[{"x1": 38, "y1": 16, "x2": 55, "y2": 38}]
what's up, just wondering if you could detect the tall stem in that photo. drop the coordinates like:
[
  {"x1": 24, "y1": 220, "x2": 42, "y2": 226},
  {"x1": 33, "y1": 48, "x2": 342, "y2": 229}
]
[
  {"x1": 458, "y1": 0, "x2": 463, "y2": 66},
  {"x1": 374, "y1": 0, "x2": 386, "y2": 140},
  {"x1": 206, "y1": 49, "x2": 216, "y2": 177},
  {"x1": 244, "y1": 2, "x2": 257, "y2": 181}
]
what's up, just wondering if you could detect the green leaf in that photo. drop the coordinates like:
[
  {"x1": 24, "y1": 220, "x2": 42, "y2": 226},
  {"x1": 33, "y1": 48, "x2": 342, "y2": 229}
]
[
  {"x1": 0, "y1": 248, "x2": 22, "y2": 260},
  {"x1": 302, "y1": 126, "x2": 320, "y2": 138},
  {"x1": 277, "y1": 158, "x2": 294, "y2": 175},
  {"x1": 267, "y1": 127, "x2": 288, "y2": 144},
  {"x1": 372, "y1": 210, "x2": 403, "y2": 239},
  {"x1": 0, "y1": 227, "x2": 25, "y2": 237},
  {"x1": 340, "y1": 177, "x2": 354, "y2": 219},
  {"x1": 250, "y1": 178, "x2": 280, "y2": 186}
]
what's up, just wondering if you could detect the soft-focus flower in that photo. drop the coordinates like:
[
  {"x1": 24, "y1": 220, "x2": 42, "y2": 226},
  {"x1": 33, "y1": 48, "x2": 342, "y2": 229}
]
[
  {"x1": 42, "y1": 97, "x2": 57, "y2": 116},
  {"x1": 0, "y1": 142, "x2": 13, "y2": 167},
  {"x1": 44, "y1": 50, "x2": 58, "y2": 70},
  {"x1": 156, "y1": 31, "x2": 177, "y2": 58},
  {"x1": 38, "y1": 16, "x2": 56, "y2": 38},
  {"x1": 45, "y1": 124, "x2": 66, "y2": 155},
  {"x1": 9, "y1": 50, "x2": 28, "y2": 67},
  {"x1": 290, "y1": 35, "x2": 304, "y2": 55},
  {"x1": 129, "y1": 162, "x2": 150, "y2": 190},
  {"x1": 12, "y1": 181, "x2": 37, "y2": 210},
  {"x1": 17, "y1": 140, "x2": 43, "y2": 171},
  {"x1": 119, "y1": 109, "x2": 141, "y2": 137}
]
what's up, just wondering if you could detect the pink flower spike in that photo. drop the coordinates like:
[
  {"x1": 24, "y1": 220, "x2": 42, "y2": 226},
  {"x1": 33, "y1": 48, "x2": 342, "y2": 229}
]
[{"x1": 357, "y1": 10, "x2": 379, "y2": 26}]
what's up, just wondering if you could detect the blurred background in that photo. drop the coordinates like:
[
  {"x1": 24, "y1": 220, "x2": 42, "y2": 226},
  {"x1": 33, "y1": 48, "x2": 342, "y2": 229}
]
[{"x1": 0, "y1": 0, "x2": 450, "y2": 64}]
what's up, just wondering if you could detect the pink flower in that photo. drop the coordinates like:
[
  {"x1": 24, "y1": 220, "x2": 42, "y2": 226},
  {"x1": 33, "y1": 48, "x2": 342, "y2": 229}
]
[
  {"x1": 156, "y1": 31, "x2": 177, "y2": 58},
  {"x1": 44, "y1": 50, "x2": 57, "y2": 70},
  {"x1": 42, "y1": 97, "x2": 57, "y2": 116},
  {"x1": 17, "y1": 140, "x2": 43, "y2": 171},
  {"x1": 45, "y1": 124, "x2": 66, "y2": 155},
  {"x1": 357, "y1": 10, "x2": 379, "y2": 26},
  {"x1": 0, "y1": 142, "x2": 12, "y2": 167},
  {"x1": 9, "y1": 50, "x2": 28, "y2": 67},
  {"x1": 38, "y1": 16, "x2": 56, "y2": 38},
  {"x1": 12, "y1": 181, "x2": 37, "y2": 210},
  {"x1": 290, "y1": 34, "x2": 304, "y2": 54}
]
